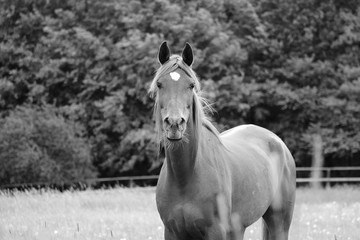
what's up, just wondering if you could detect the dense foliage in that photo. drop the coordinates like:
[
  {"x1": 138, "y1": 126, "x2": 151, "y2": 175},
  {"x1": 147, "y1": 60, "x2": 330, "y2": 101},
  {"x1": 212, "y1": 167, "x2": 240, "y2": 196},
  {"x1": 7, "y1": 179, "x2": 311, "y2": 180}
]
[
  {"x1": 0, "y1": 0, "x2": 359, "y2": 183},
  {"x1": 0, "y1": 105, "x2": 95, "y2": 184}
]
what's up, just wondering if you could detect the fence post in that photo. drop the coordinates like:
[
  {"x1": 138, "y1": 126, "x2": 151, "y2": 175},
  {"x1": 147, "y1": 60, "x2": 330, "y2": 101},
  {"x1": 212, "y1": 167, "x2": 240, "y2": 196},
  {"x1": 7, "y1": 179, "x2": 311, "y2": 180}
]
[
  {"x1": 129, "y1": 179, "x2": 135, "y2": 188},
  {"x1": 326, "y1": 168, "x2": 331, "y2": 188},
  {"x1": 311, "y1": 134, "x2": 324, "y2": 189}
]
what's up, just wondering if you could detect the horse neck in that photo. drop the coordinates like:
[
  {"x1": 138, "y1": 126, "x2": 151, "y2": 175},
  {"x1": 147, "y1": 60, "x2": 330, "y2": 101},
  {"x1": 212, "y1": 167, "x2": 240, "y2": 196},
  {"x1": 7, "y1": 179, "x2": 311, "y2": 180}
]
[
  {"x1": 164, "y1": 119, "x2": 198, "y2": 188},
  {"x1": 164, "y1": 120, "x2": 221, "y2": 188}
]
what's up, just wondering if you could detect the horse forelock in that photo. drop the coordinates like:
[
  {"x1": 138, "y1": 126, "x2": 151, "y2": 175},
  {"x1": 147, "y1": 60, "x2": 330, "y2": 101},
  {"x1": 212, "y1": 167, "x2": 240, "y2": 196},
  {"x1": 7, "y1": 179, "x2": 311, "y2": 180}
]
[
  {"x1": 149, "y1": 55, "x2": 200, "y2": 98},
  {"x1": 149, "y1": 54, "x2": 221, "y2": 148}
]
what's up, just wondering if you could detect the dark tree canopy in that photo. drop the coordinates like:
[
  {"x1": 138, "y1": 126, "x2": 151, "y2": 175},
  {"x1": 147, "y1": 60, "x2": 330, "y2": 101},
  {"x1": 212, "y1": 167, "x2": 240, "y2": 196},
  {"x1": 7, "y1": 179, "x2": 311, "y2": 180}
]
[{"x1": 0, "y1": 0, "x2": 359, "y2": 182}]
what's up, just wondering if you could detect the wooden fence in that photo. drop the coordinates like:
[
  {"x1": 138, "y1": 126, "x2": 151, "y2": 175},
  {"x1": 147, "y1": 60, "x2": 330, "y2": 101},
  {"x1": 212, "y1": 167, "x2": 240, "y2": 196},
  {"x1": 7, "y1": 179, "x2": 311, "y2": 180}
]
[
  {"x1": 296, "y1": 166, "x2": 360, "y2": 186},
  {"x1": 1, "y1": 166, "x2": 360, "y2": 189}
]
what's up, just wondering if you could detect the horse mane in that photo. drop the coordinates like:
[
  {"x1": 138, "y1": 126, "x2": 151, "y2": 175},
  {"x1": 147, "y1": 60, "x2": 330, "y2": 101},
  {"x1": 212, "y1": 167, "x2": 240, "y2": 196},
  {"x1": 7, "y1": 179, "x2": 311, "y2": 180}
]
[{"x1": 148, "y1": 54, "x2": 221, "y2": 149}]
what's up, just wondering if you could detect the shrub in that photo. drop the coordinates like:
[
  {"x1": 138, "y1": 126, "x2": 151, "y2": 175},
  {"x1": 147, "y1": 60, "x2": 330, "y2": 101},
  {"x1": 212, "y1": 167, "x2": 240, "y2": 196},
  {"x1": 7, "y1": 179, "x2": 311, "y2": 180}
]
[{"x1": 0, "y1": 105, "x2": 96, "y2": 184}]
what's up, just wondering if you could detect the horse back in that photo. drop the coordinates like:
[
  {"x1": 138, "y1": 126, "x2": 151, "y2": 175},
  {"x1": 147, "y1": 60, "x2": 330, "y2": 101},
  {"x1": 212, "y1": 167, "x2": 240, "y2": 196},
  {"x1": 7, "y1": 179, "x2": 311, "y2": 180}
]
[{"x1": 220, "y1": 124, "x2": 295, "y2": 177}]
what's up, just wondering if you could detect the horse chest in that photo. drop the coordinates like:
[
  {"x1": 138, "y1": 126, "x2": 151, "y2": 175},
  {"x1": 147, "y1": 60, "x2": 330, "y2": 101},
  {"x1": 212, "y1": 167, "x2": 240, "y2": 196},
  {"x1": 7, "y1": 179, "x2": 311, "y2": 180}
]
[{"x1": 162, "y1": 202, "x2": 212, "y2": 239}]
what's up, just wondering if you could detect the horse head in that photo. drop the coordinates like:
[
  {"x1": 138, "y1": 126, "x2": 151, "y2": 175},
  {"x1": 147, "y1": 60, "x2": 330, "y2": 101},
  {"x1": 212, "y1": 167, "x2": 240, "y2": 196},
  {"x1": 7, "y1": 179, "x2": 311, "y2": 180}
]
[{"x1": 151, "y1": 42, "x2": 199, "y2": 142}]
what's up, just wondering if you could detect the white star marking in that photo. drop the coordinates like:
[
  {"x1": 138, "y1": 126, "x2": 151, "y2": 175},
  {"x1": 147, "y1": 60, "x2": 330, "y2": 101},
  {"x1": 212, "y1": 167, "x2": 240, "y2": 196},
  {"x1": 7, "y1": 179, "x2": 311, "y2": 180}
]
[{"x1": 170, "y1": 72, "x2": 180, "y2": 81}]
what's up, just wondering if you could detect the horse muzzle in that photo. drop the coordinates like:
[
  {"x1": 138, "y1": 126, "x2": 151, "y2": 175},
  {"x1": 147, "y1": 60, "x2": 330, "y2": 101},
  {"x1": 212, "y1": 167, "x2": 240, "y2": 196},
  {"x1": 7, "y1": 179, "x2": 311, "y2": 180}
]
[
  {"x1": 163, "y1": 116, "x2": 186, "y2": 141},
  {"x1": 166, "y1": 131, "x2": 183, "y2": 141}
]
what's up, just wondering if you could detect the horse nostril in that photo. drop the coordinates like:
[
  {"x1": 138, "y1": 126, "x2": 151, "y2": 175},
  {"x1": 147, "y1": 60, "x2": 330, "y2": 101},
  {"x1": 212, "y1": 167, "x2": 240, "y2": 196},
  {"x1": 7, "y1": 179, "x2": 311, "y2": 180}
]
[
  {"x1": 164, "y1": 117, "x2": 170, "y2": 125},
  {"x1": 180, "y1": 118, "x2": 185, "y2": 125}
]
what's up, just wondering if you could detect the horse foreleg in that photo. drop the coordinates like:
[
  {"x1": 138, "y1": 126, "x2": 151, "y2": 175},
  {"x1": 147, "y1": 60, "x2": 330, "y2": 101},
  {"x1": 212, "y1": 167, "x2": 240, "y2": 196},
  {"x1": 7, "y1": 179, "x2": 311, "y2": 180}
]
[
  {"x1": 206, "y1": 223, "x2": 242, "y2": 240},
  {"x1": 262, "y1": 184, "x2": 295, "y2": 240},
  {"x1": 164, "y1": 227, "x2": 177, "y2": 240},
  {"x1": 262, "y1": 199, "x2": 294, "y2": 240},
  {"x1": 206, "y1": 223, "x2": 245, "y2": 240}
]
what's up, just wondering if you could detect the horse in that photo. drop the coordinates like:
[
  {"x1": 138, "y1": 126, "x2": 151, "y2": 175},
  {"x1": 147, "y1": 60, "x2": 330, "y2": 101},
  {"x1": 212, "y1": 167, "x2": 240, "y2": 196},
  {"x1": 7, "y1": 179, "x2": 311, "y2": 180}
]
[{"x1": 149, "y1": 42, "x2": 296, "y2": 240}]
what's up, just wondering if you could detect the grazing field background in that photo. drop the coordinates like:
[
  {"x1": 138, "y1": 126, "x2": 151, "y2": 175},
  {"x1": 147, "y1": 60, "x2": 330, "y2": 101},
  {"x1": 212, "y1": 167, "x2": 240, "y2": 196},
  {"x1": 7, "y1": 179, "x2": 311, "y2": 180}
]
[{"x1": 0, "y1": 186, "x2": 359, "y2": 240}]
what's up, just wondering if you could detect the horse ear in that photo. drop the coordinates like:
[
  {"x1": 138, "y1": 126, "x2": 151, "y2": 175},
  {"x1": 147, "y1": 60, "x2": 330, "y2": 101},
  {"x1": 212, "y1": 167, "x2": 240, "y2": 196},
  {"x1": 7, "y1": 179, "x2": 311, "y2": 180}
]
[
  {"x1": 182, "y1": 42, "x2": 193, "y2": 66},
  {"x1": 158, "y1": 41, "x2": 171, "y2": 65}
]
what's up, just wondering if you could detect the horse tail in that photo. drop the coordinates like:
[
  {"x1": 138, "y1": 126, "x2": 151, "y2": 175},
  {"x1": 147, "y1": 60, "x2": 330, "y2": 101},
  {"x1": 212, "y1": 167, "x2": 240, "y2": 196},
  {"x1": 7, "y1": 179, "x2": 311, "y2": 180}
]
[{"x1": 262, "y1": 219, "x2": 270, "y2": 240}]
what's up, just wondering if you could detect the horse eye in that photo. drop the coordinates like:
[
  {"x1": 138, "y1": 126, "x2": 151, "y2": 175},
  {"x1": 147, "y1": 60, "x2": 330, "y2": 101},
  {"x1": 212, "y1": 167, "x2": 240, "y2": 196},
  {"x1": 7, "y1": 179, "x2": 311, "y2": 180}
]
[
  {"x1": 157, "y1": 82, "x2": 162, "y2": 89},
  {"x1": 189, "y1": 83, "x2": 195, "y2": 89}
]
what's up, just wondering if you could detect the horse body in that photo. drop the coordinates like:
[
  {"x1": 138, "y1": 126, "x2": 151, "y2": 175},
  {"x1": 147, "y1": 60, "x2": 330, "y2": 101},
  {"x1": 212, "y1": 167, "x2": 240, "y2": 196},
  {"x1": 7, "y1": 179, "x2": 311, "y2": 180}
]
[
  {"x1": 221, "y1": 125, "x2": 296, "y2": 228},
  {"x1": 151, "y1": 42, "x2": 296, "y2": 240},
  {"x1": 157, "y1": 124, "x2": 295, "y2": 240}
]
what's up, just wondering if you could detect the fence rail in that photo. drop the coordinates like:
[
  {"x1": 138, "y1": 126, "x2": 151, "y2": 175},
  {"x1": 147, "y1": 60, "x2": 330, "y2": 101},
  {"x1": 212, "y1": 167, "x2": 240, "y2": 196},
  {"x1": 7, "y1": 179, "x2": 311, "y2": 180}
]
[
  {"x1": 295, "y1": 166, "x2": 360, "y2": 186},
  {"x1": 296, "y1": 166, "x2": 360, "y2": 171},
  {"x1": 1, "y1": 167, "x2": 360, "y2": 189}
]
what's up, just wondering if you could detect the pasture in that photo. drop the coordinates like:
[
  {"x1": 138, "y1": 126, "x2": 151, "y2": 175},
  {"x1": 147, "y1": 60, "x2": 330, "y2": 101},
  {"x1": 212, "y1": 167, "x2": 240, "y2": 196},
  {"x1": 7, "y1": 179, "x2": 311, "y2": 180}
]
[{"x1": 0, "y1": 187, "x2": 359, "y2": 240}]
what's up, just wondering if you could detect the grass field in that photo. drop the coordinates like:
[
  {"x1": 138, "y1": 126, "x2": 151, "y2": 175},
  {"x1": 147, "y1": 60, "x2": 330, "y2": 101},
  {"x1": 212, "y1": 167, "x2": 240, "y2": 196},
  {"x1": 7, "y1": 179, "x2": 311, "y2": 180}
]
[{"x1": 0, "y1": 187, "x2": 359, "y2": 240}]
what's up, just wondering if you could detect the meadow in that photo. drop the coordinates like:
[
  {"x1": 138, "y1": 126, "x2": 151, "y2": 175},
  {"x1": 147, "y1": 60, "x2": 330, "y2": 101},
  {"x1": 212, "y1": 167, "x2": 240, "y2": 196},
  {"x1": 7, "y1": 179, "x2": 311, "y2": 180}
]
[{"x1": 0, "y1": 187, "x2": 359, "y2": 240}]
